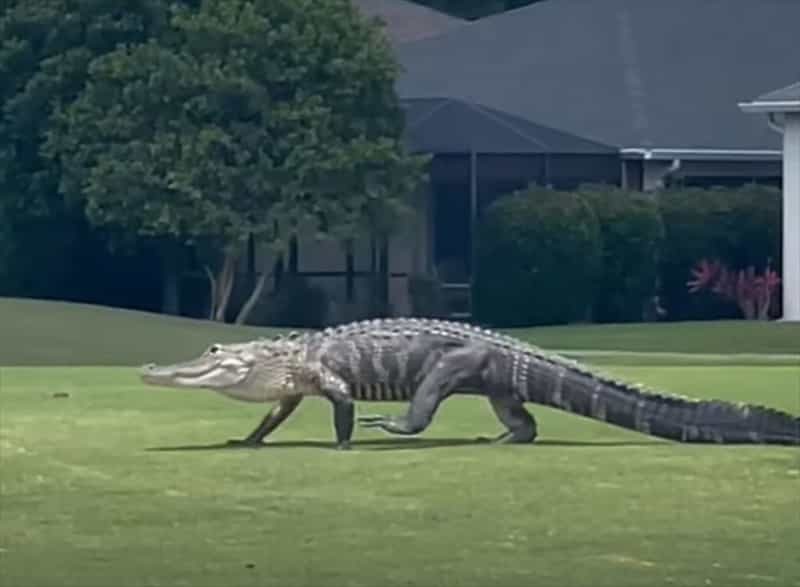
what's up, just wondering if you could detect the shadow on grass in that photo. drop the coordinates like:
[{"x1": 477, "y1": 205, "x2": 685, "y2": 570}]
[{"x1": 146, "y1": 437, "x2": 664, "y2": 452}]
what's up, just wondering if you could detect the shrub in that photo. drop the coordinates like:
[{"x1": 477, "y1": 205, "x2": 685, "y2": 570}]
[
  {"x1": 656, "y1": 184, "x2": 781, "y2": 320},
  {"x1": 473, "y1": 185, "x2": 602, "y2": 327},
  {"x1": 576, "y1": 184, "x2": 665, "y2": 323},
  {"x1": 687, "y1": 258, "x2": 781, "y2": 320}
]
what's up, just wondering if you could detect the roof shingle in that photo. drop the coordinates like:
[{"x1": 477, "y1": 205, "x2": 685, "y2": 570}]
[{"x1": 401, "y1": 97, "x2": 616, "y2": 154}]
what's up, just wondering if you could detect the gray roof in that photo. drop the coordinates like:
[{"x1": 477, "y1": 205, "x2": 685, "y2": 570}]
[
  {"x1": 396, "y1": 0, "x2": 800, "y2": 152},
  {"x1": 401, "y1": 97, "x2": 616, "y2": 154},
  {"x1": 352, "y1": 0, "x2": 465, "y2": 45},
  {"x1": 754, "y1": 81, "x2": 800, "y2": 103}
]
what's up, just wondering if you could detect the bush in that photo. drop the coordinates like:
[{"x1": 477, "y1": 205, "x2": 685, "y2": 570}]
[
  {"x1": 576, "y1": 184, "x2": 665, "y2": 323},
  {"x1": 473, "y1": 185, "x2": 602, "y2": 327},
  {"x1": 656, "y1": 184, "x2": 781, "y2": 320}
]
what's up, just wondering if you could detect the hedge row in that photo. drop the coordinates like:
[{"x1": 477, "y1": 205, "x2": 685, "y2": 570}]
[{"x1": 472, "y1": 183, "x2": 781, "y2": 326}]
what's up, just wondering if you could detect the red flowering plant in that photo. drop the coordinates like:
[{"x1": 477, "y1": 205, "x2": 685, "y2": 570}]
[{"x1": 687, "y1": 258, "x2": 781, "y2": 320}]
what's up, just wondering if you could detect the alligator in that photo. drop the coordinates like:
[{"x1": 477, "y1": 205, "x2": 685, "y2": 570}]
[{"x1": 139, "y1": 317, "x2": 800, "y2": 449}]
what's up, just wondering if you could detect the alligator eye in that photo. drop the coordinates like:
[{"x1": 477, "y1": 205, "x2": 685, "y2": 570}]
[{"x1": 209, "y1": 344, "x2": 220, "y2": 354}]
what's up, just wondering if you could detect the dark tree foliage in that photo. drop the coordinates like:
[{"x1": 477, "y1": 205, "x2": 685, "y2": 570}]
[
  {"x1": 0, "y1": 0, "x2": 189, "y2": 308},
  {"x1": 45, "y1": 0, "x2": 427, "y2": 322},
  {"x1": 2, "y1": 0, "x2": 426, "y2": 319}
]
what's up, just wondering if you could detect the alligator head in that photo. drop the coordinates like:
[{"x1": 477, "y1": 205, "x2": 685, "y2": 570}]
[{"x1": 139, "y1": 337, "x2": 305, "y2": 402}]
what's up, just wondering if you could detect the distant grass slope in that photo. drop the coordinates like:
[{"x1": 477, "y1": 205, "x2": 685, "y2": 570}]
[
  {"x1": 0, "y1": 297, "x2": 277, "y2": 366},
  {"x1": 1, "y1": 297, "x2": 799, "y2": 366}
]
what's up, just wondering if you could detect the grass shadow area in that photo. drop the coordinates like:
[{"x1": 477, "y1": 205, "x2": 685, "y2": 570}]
[{"x1": 145, "y1": 436, "x2": 665, "y2": 452}]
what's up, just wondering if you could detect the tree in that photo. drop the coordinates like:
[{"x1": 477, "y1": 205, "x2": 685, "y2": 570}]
[
  {"x1": 0, "y1": 0, "x2": 189, "y2": 308},
  {"x1": 45, "y1": 0, "x2": 427, "y2": 323}
]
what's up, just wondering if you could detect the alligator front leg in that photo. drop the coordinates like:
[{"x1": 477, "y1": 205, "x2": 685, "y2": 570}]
[
  {"x1": 317, "y1": 367, "x2": 356, "y2": 450},
  {"x1": 324, "y1": 395, "x2": 355, "y2": 450},
  {"x1": 359, "y1": 344, "x2": 493, "y2": 436},
  {"x1": 227, "y1": 395, "x2": 303, "y2": 447}
]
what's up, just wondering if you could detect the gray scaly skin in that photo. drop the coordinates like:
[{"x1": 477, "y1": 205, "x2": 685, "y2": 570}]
[{"x1": 139, "y1": 317, "x2": 800, "y2": 449}]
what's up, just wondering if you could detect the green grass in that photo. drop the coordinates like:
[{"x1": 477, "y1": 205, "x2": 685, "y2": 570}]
[
  {"x1": 1, "y1": 365, "x2": 799, "y2": 587},
  {"x1": 1, "y1": 298, "x2": 799, "y2": 586}
]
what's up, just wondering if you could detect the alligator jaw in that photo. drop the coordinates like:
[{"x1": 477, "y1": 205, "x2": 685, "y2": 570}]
[{"x1": 139, "y1": 356, "x2": 239, "y2": 389}]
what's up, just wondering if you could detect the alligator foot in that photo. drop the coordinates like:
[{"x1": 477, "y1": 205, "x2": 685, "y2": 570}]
[
  {"x1": 476, "y1": 431, "x2": 536, "y2": 444},
  {"x1": 357, "y1": 414, "x2": 417, "y2": 435},
  {"x1": 225, "y1": 438, "x2": 265, "y2": 448},
  {"x1": 475, "y1": 432, "x2": 512, "y2": 444}
]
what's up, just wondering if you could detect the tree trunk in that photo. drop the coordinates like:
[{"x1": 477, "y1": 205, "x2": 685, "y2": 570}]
[
  {"x1": 203, "y1": 250, "x2": 239, "y2": 322},
  {"x1": 214, "y1": 252, "x2": 237, "y2": 322},
  {"x1": 234, "y1": 263, "x2": 272, "y2": 325},
  {"x1": 203, "y1": 265, "x2": 217, "y2": 320}
]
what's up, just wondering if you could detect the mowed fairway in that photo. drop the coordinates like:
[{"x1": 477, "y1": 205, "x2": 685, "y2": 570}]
[{"x1": 1, "y1": 299, "x2": 799, "y2": 587}]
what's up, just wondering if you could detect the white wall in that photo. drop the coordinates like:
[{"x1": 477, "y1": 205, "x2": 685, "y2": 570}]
[{"x1": 781, "y1": 113, "x2": 800, "y2": 321}]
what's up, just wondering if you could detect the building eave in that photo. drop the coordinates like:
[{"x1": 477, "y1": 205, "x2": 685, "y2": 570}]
[
  {"x1": 738, "y1": 101, "x2": 800, "y2": 114},
  {"x1": 620, "y1": 148, "x2": 783, "y2": 161}
]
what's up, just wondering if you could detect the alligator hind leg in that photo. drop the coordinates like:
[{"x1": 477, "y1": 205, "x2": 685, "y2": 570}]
[
  {"x1": 227, "y1": 395, "x2": 303, "y2": 447},
  {"x1": 478, "y1": 394, "x2": 538, "y2": 444},
  {"x1": 359, "y1": 344, "x2": 493, "y2": 436}
]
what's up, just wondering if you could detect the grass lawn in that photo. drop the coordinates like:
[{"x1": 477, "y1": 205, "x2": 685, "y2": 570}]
[{"x1": 1, "y1": 298, "x2": 799, "y2": 586}]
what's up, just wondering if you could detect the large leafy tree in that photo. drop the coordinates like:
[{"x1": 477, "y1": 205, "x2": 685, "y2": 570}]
[
  {"x1": 0, "y1": 0, "x2": 188, "y2": 306},
  {"x1": 46, "y1": 0, "x2": 427, "y2": 322}
]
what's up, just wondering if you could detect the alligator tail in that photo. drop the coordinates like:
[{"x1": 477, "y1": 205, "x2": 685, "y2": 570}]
[{"x1": 521, "y1": 356, "x2": 800, "y2": 445}]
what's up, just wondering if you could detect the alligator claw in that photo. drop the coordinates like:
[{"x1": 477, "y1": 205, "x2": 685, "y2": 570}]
[
  {"x1": 475, "y1": 432, "x2": 513, "y2": 444},
  {"x1": 357, "y1": 414, "x2": 394, "y2": 429},
  {"x1": 357, "y1": 415, "x2": 418, "y2": 435}
]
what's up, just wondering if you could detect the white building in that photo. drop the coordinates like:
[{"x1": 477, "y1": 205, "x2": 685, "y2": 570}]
[{"x1": 740, "y1": 82, "x2": 800, "y2": 321}]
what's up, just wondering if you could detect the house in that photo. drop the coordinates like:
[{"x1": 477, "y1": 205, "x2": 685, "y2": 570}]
[
  {"x1": 241, "y1": 96, "x2": 619, "y2": 323},
  {"x1": 233, "y1": 0, "x2": 800, "y2": 324},
  {"x1": 740, "y1": 82, "x2": 800, "y2": 321},
  {"x1": 394, "y1": 0, "x2": 800, "y2": 190}
]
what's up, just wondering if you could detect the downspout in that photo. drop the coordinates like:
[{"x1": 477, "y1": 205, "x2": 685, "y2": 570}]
[
  {"x1": 768, "y1": 112, "x2": 785, "y2": 135},
  {"x1": 661, "y1": 158, "x2": 682, "y2": 187}
]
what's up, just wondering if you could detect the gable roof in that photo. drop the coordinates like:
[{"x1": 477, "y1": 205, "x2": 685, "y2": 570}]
[
  {"x1": 401, "y1": 97, "x2": 616, "y2": 154},
  {"x1": 352, "y1": 0, "x2": 465, "y2": 45},
  {"x1": 395, "y1": 0, "x2": 800, "y2": 152},
  {"x1": 756, "y1": 82, "x2": 800, "y2": 104}
]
